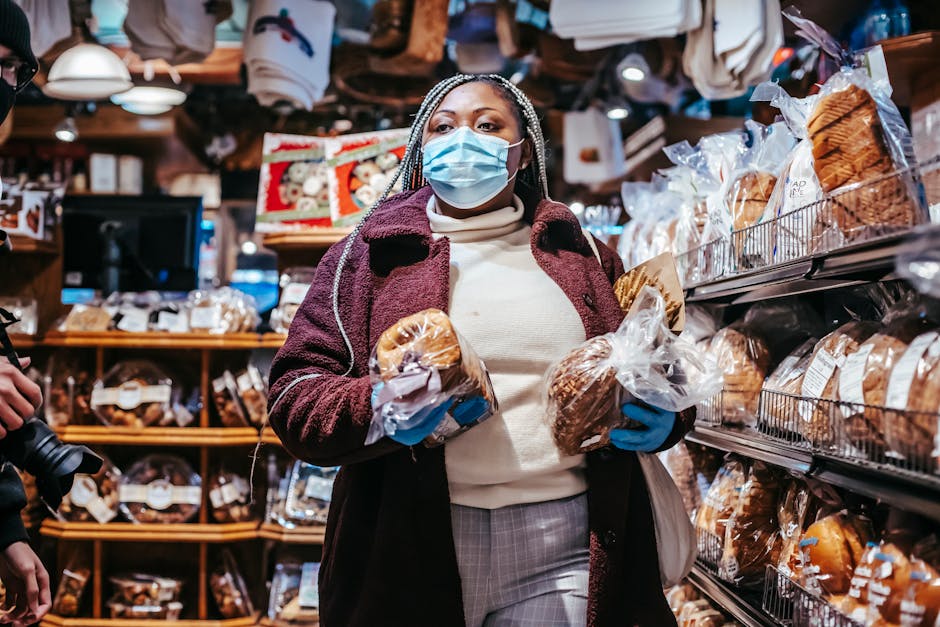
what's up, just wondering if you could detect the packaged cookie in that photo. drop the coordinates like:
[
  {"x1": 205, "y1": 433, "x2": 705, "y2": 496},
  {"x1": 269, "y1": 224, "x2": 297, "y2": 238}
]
[
  {"x1": 52, "y1": 568, "x2": 90, "y2": 617},
  {"x1": 367, "y1": 308, "x2": 499, "y2": 447},
  {"x1": 91, "y1": 360, "x2": 175, "y2": 429},
  {"x1": 271, "y1": 267, "x2": 316, "y2": 334},
  {"x1": 118, "y1": 455, "x2": 201, "y2": 524},
  {"x1": 281, "y1": 462, "x2": 337, "y2": 526},
  {"x1": 58, "y1": 453, "x2": 121, "y2": 523},
  {"x1": 61, "y1": 304, "x2": 113, "y2": 332},
  {"x1": 210, "y1": 550, "x2": 254, "y2": 619},
  {"x1": 235, "y1": 365, "x2": 268, "y2": 428},
  {"x1": 187, "y1": 287, "x2": 260, "y2": 334},
  {"x1": 212, "y1": 371, "x2": 250, "y2": 428},
  {"x1": 208, "y1": 470, "x2": 253, "y2": 523},
  {"x1": 107, "y1": 597, "x2": 183, "y2": 620},
  {"x1": 110, "y1": 573, "x2": 183, "y2": 605},
  {"x1": 268, "y1": 560, "x2": 320, "y2": 624}
]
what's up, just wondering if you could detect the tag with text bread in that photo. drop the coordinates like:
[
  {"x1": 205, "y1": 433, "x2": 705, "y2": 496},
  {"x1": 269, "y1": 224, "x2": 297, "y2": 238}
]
[
  {"x1": 614, "y1": 251, "x2": 685, "y2": 334},
  {"x1": 366, "y1": 308, "x2": 498, "y2": 447}
]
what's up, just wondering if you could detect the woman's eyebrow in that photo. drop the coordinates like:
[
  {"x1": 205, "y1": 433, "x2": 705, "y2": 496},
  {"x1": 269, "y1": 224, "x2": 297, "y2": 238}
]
[{"x1": 433, "y1": 107, "x2": 499, "y2": 115}]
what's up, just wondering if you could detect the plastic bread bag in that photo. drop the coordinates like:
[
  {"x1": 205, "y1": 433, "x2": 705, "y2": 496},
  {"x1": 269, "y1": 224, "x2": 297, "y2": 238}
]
[
  {"x1": 694, "y1": 458, "x2": 747, "y2": 550},
  {"x1": 776, "y1": 479, "x2": 815, "y2": 583},
  {"x1": 619, "y1": 181, "x2": 680, "y2": 268},
  {"x1": 707, "y1": 324, "x2": 770, "y2": 428},
  {"x1": 899, "y1": 558, "x2": 940, "y2": 627},
  {"x1": 546, "y1": 286, "x2": 721, "y2": 456},
  {"x1": 759, "y1": 338, "x2": 819, "y2": 435},
  {"x1": 897, "y1": 225, "x2": 940, "y2": 301},
  {"x1": 797, "y1": 510, "x2": 873, "y2": 597},
  {"x1": 366, "y1": 308, "x2": 498, "y2": 447}
]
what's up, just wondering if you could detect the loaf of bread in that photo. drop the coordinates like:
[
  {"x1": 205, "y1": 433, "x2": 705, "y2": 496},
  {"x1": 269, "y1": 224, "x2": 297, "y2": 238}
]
[
  {"x1": 799, "y1": 512, "x2": 871, "y2": 596},
  {"x1": 866, "y1": 543, "x2": 914, "y2": 624},
  {"x1": 776, "y1": 480, "x2": 815, "y2": 582},
  {"x1": 799, "y1": 321, "x2": 881, "y2": 446},
  {"x1": 906, "y1": 560, "x2": 940, "y2": 627},
  {"x1": 882, "y1": 331, "x2": 940, "y2": 467},
  {"x1": 838, "y1": 316, "x2": 935, "y2": 454},
  {"x1": 695, "y1": 459, "x2": 747, "y2": 543},
  {"x1": 720, "y1": 462, "x2": 784, "y2": 585},
  {"x1": 374, "y1": 308, "x2": 465, "y2": 382},
  {"x1": 808, "y1": 84, "x2": 919, "y2": 245},
  {"x1": 709, "y1": 327, "x2": 771, "y2": 426},
  {"x1": 613, "y1": 266, "x2": 682, "y2": 331},
  {"x1": 760, "y1": 339, "x2": 818, "y2": 435}
]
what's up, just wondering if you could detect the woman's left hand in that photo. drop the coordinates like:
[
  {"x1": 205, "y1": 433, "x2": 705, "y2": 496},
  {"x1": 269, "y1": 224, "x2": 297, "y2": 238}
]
[{"x1": 608, "y1": 403, "x2": 676, "y2": 452}]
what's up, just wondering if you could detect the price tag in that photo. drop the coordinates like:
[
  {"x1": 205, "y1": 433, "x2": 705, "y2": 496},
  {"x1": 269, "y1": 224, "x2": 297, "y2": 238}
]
[
  {"x1": 281, "y1": 282, "x2": 311, "y2": 306},
  {"x1": 886, "y1": 332, "x2": 939, "y2": 410},
  {"x1": 117, "y1": 308, "x2": 149, "y2": 333},
  {"x1": 298, "y1": 562, "x2": 320, "y2": 609},
  {"x1": 838, "y1": 344, "x2": 875, "y2": 406},
  {"x1": 190, "y1": 305, "x2": 222, "y2": 330},
  {"x1": 801, "y1": 350, "x2": 838, "y2": 399}
]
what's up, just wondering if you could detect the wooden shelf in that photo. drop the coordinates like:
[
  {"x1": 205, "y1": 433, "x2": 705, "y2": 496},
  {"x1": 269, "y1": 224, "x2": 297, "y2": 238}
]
[
  {"x1": 9, "y1": 236, "x2": 58, "y2": 255},
  {"x1": 259, "y1": 615, "x2": 318, "y2": 627},
  {"x1": 42, "y1": 332, "x2": 281, "y2": 350},
  {"x1": 262, "y1": 229, "x2": 352, "y2": 253},
  {"x1": 260, "y1": 427, "x2": 283, "y2": 446},
  {"x1": 40, "y1": 521, "x2": 260, "y2": 543},
  {"x1": 55, "y1": 426, "x2": 262, "y2": 447},
  {"x1": 258, "y1": 522, "x2": 326, "y2": 545},
  {"x1": 8, "y1": 333, "x2": 37, "y2": 349},
  {"x1": 42, "y1": 615, "x2": 258, "y2": 627},
  {"x1": 882, "y1": 30, "x2": 940, "y2": 107}
]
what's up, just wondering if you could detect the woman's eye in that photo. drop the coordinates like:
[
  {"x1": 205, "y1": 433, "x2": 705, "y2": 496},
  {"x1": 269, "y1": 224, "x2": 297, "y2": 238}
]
[
  {"x1": 432, "y1": 122, "x2": 453, "y2": 133},
  {"x1": 477, "y1": 122, "x2": 496, "y2": 131}
]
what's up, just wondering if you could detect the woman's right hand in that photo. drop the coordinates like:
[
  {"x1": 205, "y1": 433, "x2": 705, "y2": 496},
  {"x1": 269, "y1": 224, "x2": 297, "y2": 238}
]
[{"x1": 371, "y1": 382, "x2": 455, "y2": 445}]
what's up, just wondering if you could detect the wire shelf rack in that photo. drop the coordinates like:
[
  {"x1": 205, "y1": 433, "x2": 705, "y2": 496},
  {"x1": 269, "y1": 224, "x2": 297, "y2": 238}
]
[
  {"x1": 697, "y1": 527, "x2": 724, "y2": 575},
  {"x1": 762, "y1": 565, "x2": 864, "y2": 627}
]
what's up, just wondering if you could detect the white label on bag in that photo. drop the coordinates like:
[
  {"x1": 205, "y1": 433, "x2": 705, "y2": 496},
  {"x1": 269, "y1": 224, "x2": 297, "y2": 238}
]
[
  {"x1": 69, "y1": 475, "x2": 97, "y2": 507},
  {"x1": 86, "y1": 496, "x2": 117, "y2": 523},
  {"x1": 189, "y1": 305, "x2": 222, "y2": 330},
  {"x1": 119, "y1": 482, "x2": 201, "y2": 509},
  {"x1": 117, "y1": 308, "x2": 149, "y2": 333},
  {"x1": 303, "y1": 476, "x2": 333, "y2": 502},
  {"x1": 802, "y1": 350, "x2": 838, "y2": 399},
  {"x1": 770, "y1": 338, "x2": 817, "y2": 389},
  {"x1": 157, "y1": 311, "x2": 189, "y2": 333},
  {"x1": 209, "y1": 487, "x2": 224, "y2": 509},
  {"x1": 91, "y1": 383, "x2": 171, "y2": 410},
  {"x1": 839, "y1": 344, "x2": 875, "y2": 406},
  {"x1": 281, "y1": 282, "x2": 310, "y2": 306},
  {"x1": 299, "y1": 562, "x2": 320, "y2": 609},
  {"x1": 886, "y1": 333, "x2": 939, "y2": 410}
]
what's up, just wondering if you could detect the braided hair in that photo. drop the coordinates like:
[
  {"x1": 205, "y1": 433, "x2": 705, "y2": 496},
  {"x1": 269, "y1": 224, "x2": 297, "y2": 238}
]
[{"x1": 331, "y1": 74, "x2": 550, "y2": 376}]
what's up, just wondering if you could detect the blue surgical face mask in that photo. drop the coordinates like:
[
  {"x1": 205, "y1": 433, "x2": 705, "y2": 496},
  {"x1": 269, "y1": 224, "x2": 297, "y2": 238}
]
[{"x1": 421, "y1": 126, "x2": 524, "y2": 210}]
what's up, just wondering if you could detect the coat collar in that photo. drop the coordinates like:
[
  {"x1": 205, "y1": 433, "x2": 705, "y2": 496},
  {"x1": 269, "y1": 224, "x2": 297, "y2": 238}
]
[{"x1": 359, "y1": 185, "x2": 591, "y2": 255}]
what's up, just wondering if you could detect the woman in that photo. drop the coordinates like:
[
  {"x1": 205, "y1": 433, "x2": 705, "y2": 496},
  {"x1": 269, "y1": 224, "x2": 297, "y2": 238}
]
[{"x1": 269, "y1": 74, "x2": 693, "y2": 627}]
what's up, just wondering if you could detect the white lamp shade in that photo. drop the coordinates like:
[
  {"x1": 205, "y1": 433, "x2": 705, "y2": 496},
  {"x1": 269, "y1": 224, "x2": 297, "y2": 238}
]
[
  {"x1": 111, "y1": 86, "x2": 187, "y2": 115},
  {"x1": 43, "y1": 44, "x2": 133, "y2": 100}
]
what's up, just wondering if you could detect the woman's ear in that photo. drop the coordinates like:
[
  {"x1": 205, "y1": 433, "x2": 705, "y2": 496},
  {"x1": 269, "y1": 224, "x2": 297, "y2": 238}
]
[{"x1": 519, "y1": 138, "x2": 534, "y2": 170}]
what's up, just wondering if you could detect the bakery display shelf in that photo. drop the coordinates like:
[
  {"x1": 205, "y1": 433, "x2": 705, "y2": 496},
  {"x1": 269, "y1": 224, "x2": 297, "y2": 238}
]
[
  {"x1": 54, "y1": 425, "x2": 262, "y2": 446},
  {"x1": 687, "y1": 425, "x2": 814, "y2": 476},
  {"x1": 260, "y1": 427, "x2": 283, "y2": 446},
  {"x1": 40, "y1": 520, "x2": 260, "y2": 543},
  {"x1": 688, "y1": 564, "x2": 778, "y2": 627},
  {"x1": 881, "y1": 30, "x2": 940, "y2": 107},
  {"x1": 41, "y1": 331, "x2": 279, "y2": 350},
  {"x1": 257, "y1": 522, "x2": 325, "y2": 545},
  {"x1": 761, "y1": 565, "x2": 861, "y2": 627},
  {"x1": 41, "y1": 615, "x2": 258, "y2": 627},
  {"x1": 8, "y1": 333, "x2": 37, "y2": 348},
  {"x1": 262, "y1": 229, "x2": 352, "y2": 252},
  {"x1": 259, "y1": 615, "x2": 319, "y2": 627},
  {"x1": 9, "y1": 235, "x2": 58, "y2": 255}
]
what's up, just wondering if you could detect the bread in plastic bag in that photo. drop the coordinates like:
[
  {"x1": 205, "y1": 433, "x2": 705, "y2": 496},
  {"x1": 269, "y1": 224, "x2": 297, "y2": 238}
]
[
  {"x1": 695, "y1": 458, "x2": 747, "y2": 543},
  {"x1": 719, "y1": 462, "x2": 785, "y2": 587},
  {"x1": 759, "y1": 338, "x2": 818, "y2": 435},
  {"x1": 882, "y1": 330, "x2": 940, "y2": 467},
  {"x1": 707, "y1": 326, "x2": 770, "y2": 427},
  {"x1": 618, "y1": 181, "x2": 680, "y2": 269},
  {"x1": 776, "y1": 480, "x2": 815, "y2": 583},
  {"x1": 187, "y1": 287, "x2": 260, "y2": 334},
  {"x1": 798, "y1": 511, "x2": 872, "y2": 597},
  {"x1": 864, "y1": 542, "x2": 915, "y2": 624},
  {"x1": 900, "y1": 558, "x2": 940, "y2": 627},
  {"x1": 546, "y1": 286, "x2": 721, "y2": 455},
  {"x1": 798, "y1": 321, "x2": 881, "y2": 445},
  {"x1": 367, "y1": 308, "x2": 498, "y2": 447}
]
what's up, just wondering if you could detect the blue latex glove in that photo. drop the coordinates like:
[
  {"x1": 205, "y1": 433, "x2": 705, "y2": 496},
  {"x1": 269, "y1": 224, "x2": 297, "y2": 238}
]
[
  {"x1": 371, "y1": 382, "x2": 456, "y2": 446},
  {"x1": 608, "y1": 403, "x2": 676, "y2": 452}
]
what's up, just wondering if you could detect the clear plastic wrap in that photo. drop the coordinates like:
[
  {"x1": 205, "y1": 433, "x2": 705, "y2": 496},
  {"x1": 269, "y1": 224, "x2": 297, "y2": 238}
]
[
  {"x1": 60, "y1": 304, "x2": 113, "y2": 332},
  {"x1": 107, "y1": 291, "x2": 160, "y2": 333},
  {"x1": 366, "y1": 308, "x2": 498, "y2": 447},
  {"x1": 210, "y1": 549, "x2": 254, "y2": 619},
  {"x1": 695, "y1": 458, "x2": 747, "y2": 541},
  {"x1": 268, "y1": 560, "x2": 319, "y2": 624},
  {"x1": 91, "y1": 360, "x2": 175, "y2": 428},
  {"x1": 271, "y1": 267, "x2": 316, "y2": 334},
  {"x1": 0, "y1": 297, "x2": 38, "y2": 335},
  {"x1": 278, "y1": 462, "x2": 337, "y2": 527},
  {"x1": 109, "y1": 573, "x2": 183, "y2": 605},
  {"x1": 708, "y1": 326, "x2": 770, "y2": 427},
  {"x1": 52, "y1": 568, "x2": 90, "y2": 617},
  {"x1": 776, "y1": 480, "x2": 815, "y2": 582},
  {"x1": 865, "y1": 543, "x2": 916, "y2": 624},
  {"x1": 58, "y1": 452, "x2": 121, "y2": 524},
  {"x1": 896, "y1": 225, "x2": 940, "y2": 300},
  {"x1": 719, "y1": 462, "x2": 785, "y2": 587},
  {"x1": 208, "y1": 470, "x2": 253, "y2": 523},
  {"x1": 798, "y1": 511, "x2": 873, "y2": 597},
  {"x1": 883, "y1": 330, "x2": 940, "y2": 467},
  {"x1": 799, "y1": 321, "x2": 882, "y2": 445},
  {"x1": 43, "y1": 352, "x2": 95, "y2": 428},
  {"x1": 212, "y1": 371, "x2": 250, "y2": 428},
  {"x1": 236, "y1": 365, "x2": 268, "y2": 428},
  {"x1": 618, "y1": 181, "x2": 681, "y2": 268},
  {"x1": 546, "y1": 287, "x2": 721, "y2": 455},
  {"x1": 187, "y1": 287, "x2": 260, "y2": 334},
  {"x1": 660, "y1": 441, "x2": 700, "y2": 516},
  {"x1": 900, "y1": 559, "x2": 940, "y2": 627},
  {"x1": 118, "y1": 455, "x2": 201, "y2": 524}
]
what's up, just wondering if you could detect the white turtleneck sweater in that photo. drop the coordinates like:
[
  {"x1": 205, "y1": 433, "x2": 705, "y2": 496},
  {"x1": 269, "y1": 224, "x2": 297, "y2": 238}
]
[{"x1": 428, "y1": 196, "x2": 588, "y2": 509}]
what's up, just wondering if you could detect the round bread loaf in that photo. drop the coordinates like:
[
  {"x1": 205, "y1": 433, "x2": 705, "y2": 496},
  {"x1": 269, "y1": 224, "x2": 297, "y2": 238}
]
[
  {"x1": 695, "y1": 460, "x2": 747, "y2": 541},
  {"x1": 720, "y1": 463, "x2": 784, "y2": 584},
  {"x1": 800, "y1": 513, "x2": 870, "y2": 596},
  {"x1": 883, "y1": 332, "x2": 940, "y2": 467},
  {"x1": 799, "y1": 321, "x2": 881, "y2": 446},
  {"x1": 866, "y1": 543, "x2": 913, "y2": 624},
  {"x1": 374, "y1": 308, "x2": 463, "y2": 382},
  {"x1": 761, "y1": 339, "x2": 817, "y2": 435},
  {"x1": 709, "y1": 327, "x2": 771, "y2": 426}
]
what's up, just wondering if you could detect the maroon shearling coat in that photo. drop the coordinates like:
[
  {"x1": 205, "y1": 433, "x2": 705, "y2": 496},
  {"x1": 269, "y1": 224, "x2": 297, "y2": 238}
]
[{"x1": 268, "y1": 185, "x2": 691, "y2": 627}]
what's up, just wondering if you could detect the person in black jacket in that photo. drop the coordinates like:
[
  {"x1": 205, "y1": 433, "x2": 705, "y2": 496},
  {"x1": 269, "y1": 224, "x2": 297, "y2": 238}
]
[{"x1": 0, "y1": 2, "x2": 49, "y2": 625}]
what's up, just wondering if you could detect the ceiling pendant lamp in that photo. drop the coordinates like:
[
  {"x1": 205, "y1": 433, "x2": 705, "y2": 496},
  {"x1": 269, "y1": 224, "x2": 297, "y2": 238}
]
[
  {"x1": 43, "y1": 43, "x2": 133, "y2": 100},
  {"x1": 111, "y1": 86, "x2": 187, "y2": 115}
]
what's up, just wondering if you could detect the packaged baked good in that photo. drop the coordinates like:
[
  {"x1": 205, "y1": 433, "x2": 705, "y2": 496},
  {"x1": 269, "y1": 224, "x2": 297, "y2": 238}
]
[
  {"x1": 149, "y1": 301, "x2": 190, "y2": 333},
  {"x1": 837, "y1": 313, "x2": 936, "y2": 454},
  {"x1": 613, "y1": 252, "x2": 685, "y2": 331},
  {"x1": 719, "y1": 462, "x2": 784, "y2": 586},
  {"x1": 0, "y1": 298, "x2": 37, "y2": 335},
  {"x1": 777, "y1": 480, "x2": 818, "y2": 585},
  {"x1": 660, "y1": 441, "x2": 700, "y2": 516},
  {"x1": 695, "y1": 458, "x2": 747, "y2": 552},
  {"x1": 107, "y1": 291, "x2": 159, "y2": 334},
  {"x1": 58, "y1": 453, "x2": 121, "y2": 524},
  {"x1": 678, "y1": 599, "x2": 713, "y2": 626},
  {"x1": 268, "y1": 560, "x2": 320, "y2": 624},
  {"x1": 212, "y1": 371, "x2": 250, "y2": 428},
  {"x1": 235, "y1": 366, "x2": 268, "y2": 428},
  {"x1": 547, "y1": 286, "x2": 719, "y2": 454},
  {"x1": 799, "y1": 511, "x2": 872, "y2": 596},
  {"x1": 618, "y1": 181, "x2": 681, "y2": 268},
  {"x1": 367, "y1": 308, "x2": 498, "y2": 447},
  {"x1": 107, "y1": 597, "x2": 183, "y2": 620},
  {"x1": 666, "y1": 583, "x2": 698, "y2": 615},
  {"x1": 208, "y1": 470, "x2": 252, "y2": 523},
  {"x1": 118, "y1": 455, "x2": 201, "y2": 524},
  {"x1": 866, "y1": 543, "x2": 915, "y2": 624},
  {"x1": 43, "y1": 352, "x2": 95, "y2": 428},
  {"x1": 60, "y1": 304, "x2": 112, "y2": 332},
  {"x1": 281, "y1": 462, "x2": 336, "y2": 527},
  {"x1": 110, "y1": 573, "x2": 183, "y2": 605},
  {"x1": 91, "y1": 360, "x2": 175, "y2": 429},
  {"x1": 52, "y1": 568, "x2": 90, "y2": 617},
  {"x1": 799, "y1": 321, "x2": 882, "y2": 446},
  {"x1": 708, "y1": 325, "x2": 771, "y2": 427},
  {"x1": 900, "y1": 559, "x2": 940, "y2": 627},
  {"x1": 271, "y1": 267, "x2": 316, "y2": 334},
  {"x1": 760, "y1": 338, "x2": 818, "y2": 435},
  {"x1": 210, "y1": 550, "x2": 254, "y2": 619},
  {"x1": 187, "y1": 287, "x2": 260, "y2": 334},
  {"x1": 882, "y1": 330, "x2": 940, "y2": 467}
]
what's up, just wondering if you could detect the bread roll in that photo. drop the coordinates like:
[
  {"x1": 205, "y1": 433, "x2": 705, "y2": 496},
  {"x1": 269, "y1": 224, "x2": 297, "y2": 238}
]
[
  {"x1": 905, "y1": 561, "x2": 940, "y2": 627},
  {"x1": 838, "y1": 316, "x2": 935, "y2": 454},
  {"x1": 799, "y1": 321, "x2": 881, "y2": 446},
  {"x1": 709, "y1": 327, "x2": 771, "y2": 426},
  {"x1": 883, "y1": 331, "x2": 940, "y2": 467},
  {"x1": 867, "y1": 543, "x2": 913, "y2": 624},
  {"x1": 720, "y1": 462, "x2": 784, "y2": 585},
  {"x1": 800, "y1": 512, "x2": 871, "y2": 595},
  {"x1": 374, "y1": 308, "x2": 463, "y2": 382}
]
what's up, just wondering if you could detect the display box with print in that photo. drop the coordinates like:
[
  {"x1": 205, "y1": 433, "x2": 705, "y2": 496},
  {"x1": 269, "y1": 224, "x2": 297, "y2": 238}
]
[{"x1": 256, "y1": 133, "x2": 330, "y2": 232}]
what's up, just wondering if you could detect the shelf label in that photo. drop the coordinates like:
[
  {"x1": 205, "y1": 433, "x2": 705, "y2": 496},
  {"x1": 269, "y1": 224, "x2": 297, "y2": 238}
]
[
  {"x1": 838, "y1": 344, "x2": 875, "y2": 406},
  {"x1": 119, "y1": 481, "x2": 201, "y2": 509},
  {"x1": 886, "y1": 332, "x2": 939, "y2": 410},
  {"x1": 92, "y1": 382, "x2": 171, "y2": 410},
  {"x1": 156, "y1": 311, "x2": 189, "y2": 333},
  {"x1": 281, "y1": 282, "x2": 311, "y2": 306}
]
